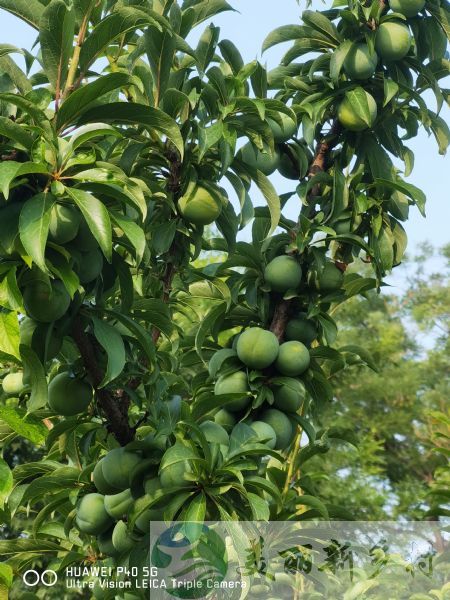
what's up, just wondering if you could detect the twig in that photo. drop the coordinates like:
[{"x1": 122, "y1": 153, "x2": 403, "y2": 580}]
[{"x1": 71, "y1": 316, "x2": 134, "y2": 445}]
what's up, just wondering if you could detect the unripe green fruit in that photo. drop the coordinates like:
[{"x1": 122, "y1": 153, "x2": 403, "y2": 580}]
[
  {"x1": 277, "y1": 143, "x2": 307, "y2": 180},
  {"x1": 275, "y1": 341, "x2": 310, "y2": 377},
  {"x1": 390, "y1": 0, "x2": 425, "y2": 18},
  {"x1": 267, "y1": 113, "x2": 297, "y2": 142},
  {"x1": 72, "y1": 219, "x2": 98, "y2": 251},
  {"x1": 334, "y1": 217, "x2": 352, "y2": 234},
  {"x1": 273, "y1": 378, "x2": 306, "y2": 412},
  {"x1": 23, "y1": 280, "x2": 71, "y2": 323},
  {"x1": 264, "y1": 256, "x2": 302, "y2": 293},
  {"x1": 311, "y1": 262, "x2": 344, "y2": 292},
  {"x1": 236, "y1": 327, "x2": 279, "y2": 370},
  {"x1": 135, "y1": 506, "x2": 165, "y2": 532},
  {"x1": 93, "y1": 460, "x2": 121, "y2": 494},
  {"x1": 19, "y1": 318, "x2": 62, "y2": 362},
  {"x1": 2, "y1": 372, "x2": 26, "y2": 396},
  {"x1": 77, "y1": 248, "x2": 104, "y2": 284},
  {"x1": 214, "y1": 371, "x2": 250, "y2": 412},
  {"x1": 49, "y1": 203, "x2": 81, "y2": 244},
  {"x1": 208, "y1": 348, "x2": 238, "y2": 377},
  {"x1": 250, "y1": 421, "x2": 277, "y2": 449},
  {"x1": 76, "y1": 493, "x2": 112, "y2": 535},
  {"x1": 160, "y1": 459, "x2": 193, "y2": 489},
  {"x1": 112, "y1": 520, "x2": 135, "y2": 554},
  {"x1": 375, "y1": 21, "x2": 411, "y2": 61},
  {"x1": 343, "y1": 44, "x2": 377, "y2": 80},
  {"x1": 104, "y1": 489, "x2": 134, "y2": 519},
  {"x1": 178, "y1": 184, "x2": 223, "y2": 225},
  {"x1": 239, "y1": 142, "x2": 280, "y2": 176},
  {"x1": 97, "y1": 528, "x2": 116, "y2": 556},
  {"x1": 48, "y1": 372, "x2": 93, "y2": 416},
  {"x1": 337, "y1": 91, "x2": 377, "y2": 131},
  {"x1": 260, "y1": 409, "x2": 293, "y2": 450},
  {"x1": 200, "y1": 421, "x2": 229, "y2": 445},
  {"x1": 102, "y1": 448, "x2": 142, "y2": 490},
  {"x1": 285, "y1": 314, "x2": 318, "y2": 346},
  {"x1": 214, "y1": 408, "x2": 236, "y2": 431}
]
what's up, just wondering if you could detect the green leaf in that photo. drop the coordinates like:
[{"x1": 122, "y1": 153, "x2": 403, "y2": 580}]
[
  {"x1": 66, "y1": 188, "x2": 112, "y2": 261},
  {"x1": 110, "y1": 212, "x2": 145, "y2": 264},
  {"x1": 0, "y1": 457, "x2": 12, "y2": 509},
  {"x1": 39, "y1": 0, "x2": 75, "y2": 92},
  {"x1": 0, "y1": 563, "x2": 13, "y2": 589},
  {"x1": 339, "y1": 344, "x2": 379, "y2": 372},
  {"x1": 20, "y1": 344, "x2": 48, "y2": 412},
  {"x1": 159, "y1": 442, "x2": 203, "y2": 471},
  {"x1": 302, "y1": 10, "x2": 341, "y2": 45},
  {"x1": 374, "y1": 178, "x2": 427, "y2": 217},
  {"x1": 296, "y1": 494, "x2": 329, "y2": 519},
  {"x1": 182, "y1": 492, "x2": 206, "y2": 523},
  {"x1": 56, "y1": 73, "x2": 132, "y2": 131},
  {"x1": 0, "y1": 116, "x2": 35, "y2": 150},
  {"x1": 0, "y1": 538, "x2": 63, "y2": 555},
  {"x1": 78, "y1": 102, "x2": 184, "y2": 158},
  {"x1": 262, "y1": 25, "x2": 304, "y2": 53},
  {"x1": 19, "y1": 193, "x2": 55, "y2": 272},
  {"x1": 246, "y1": 492, "x2": 270, "y2": 520},
  {"x1": 91, "y1": 317, "x2": 126, "y2": 387},
  {"x1": 383, "y1": 78, "x2": 399, "y2": 106},
  {"x1": 330, "y1": 40, "x2": 352, "y2": 82},
  {"x1": 344, "y1": 87, "x2": 374, "y2": 127},
  {"x1": 0, "y1": 0, "x2": 44, "y2": 29},
  {"x1": 0, "y1": 161, "x2": 49, "y2": 199},
  {"x1": 79, "y1": 8, "x2": 167, "y2": 72},
  {"x1": 195, "y1": 302, "x2": 227, "y2": 361},
  {"x1": 0, "y1": 405, "x2": 47, "y2": 444},
  {"x1": 0, "y1": 55, "x2": 31, "y2": 94},
  {"x1": 0, "y1": 311, "x2": 20, "y2": 362}
]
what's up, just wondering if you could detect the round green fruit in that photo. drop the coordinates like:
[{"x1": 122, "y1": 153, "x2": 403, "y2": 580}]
[
  {"x1": 343, "y1": 44, "x2": 377, "y2": 80},
  {"x1": 273, "y1": 378, "x2": 306, "y2": 413},
  {"x1": 200, "y1": 421, "x2": 229, "y2": 445},
  {"x1": 250, "y1": 421, "x2": 277, "y2": 449},
  {"x1": 135, "y1": 506, "x2": 165, "y2": 532},
  {"x1": 390, "y1": 0, "x2": 425, "y2": 18},
  {"x1": 97, "y1": 528, "x2": 116, "y2": 556},
  {"x1": 285, "y1": 314, "x2": 318, "y2": 346},
  {"x1": 48, "y1": 372, "x2": 93, "y2": 416},
  {"x1": 104, "y1": 489, "x2": 134, "y2": 519},
  {"x1": 214, "y1": 371, "x2": 250, "y2": 412},
  {"x1": 76, "y1": 493, "x2": 112, "y2": 535},
  {"x1": 375, "y1": 21, "x2": 411, "y2": 61},
  {"x1": 178, "y1": 183, "x2": 223, "y2": 226},
  {"x1": 72, "y1": 219, "x2": 98, "y2": 251},
  {"x1": 208, "y1": 348, "x2": 238, "y2": 377},
  {"x1": 264, "y1": 255, "x2": 302, "y2": 293},
  {"x1": 48, "y1": 203, "x2": 81, "y2": 244},
  {"x1": 267, "y1": 113, "x2": 297, "y2": 142},
  {"x1": 2, "y1": 372, "x2": 26, "y2": 396},
  {"x1": 278, "y1": 143, "x2": 307, "y2": 180},
  {"x1": 337, "y1": 91, "x2": 377, "y2": 131},
  {"x1": 312, "y1": 262, "x2": 344, "y2": 292},
  {"x1": 77, "y1": 248, "x2": 104, "y2": 284},
  {"x1": 112, "y1": 520, "x2": 135, "y2": 554},
  {"x1": 102, "y1": 448, "x2": 142, "y2": 490},
  {"x1": 93, "y1": 460, "x2": 121, "y2": 495},
  {"x1": 214, "y1": 408, "x2": 236, "y2": 431},
  {"x1": 160, "y1": 459, "x2": 193, "y2": 489},
  {"x1": 260, "y1": 409, "x2": 293, "y2": 450},
  {"x1": 23, "y1": 280, "x2": 71, "y2": 323},
  {"x1": 239, "y1": 142, "x2": 280, "y2": 176},
  {"x1": 275, "y1": 341, "x2": 310, "y2": 377},
  {"x1": 236, "y1": 327, "x2": 279, "y2": 370},
  {"x1": 19, "y1": 318, "x2": 62, "y2": 362}
]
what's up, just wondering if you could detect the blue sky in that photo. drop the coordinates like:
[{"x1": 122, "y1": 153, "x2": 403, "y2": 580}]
[{"x1": 1, "y1": 0, "x2": 448, "y2": 284}]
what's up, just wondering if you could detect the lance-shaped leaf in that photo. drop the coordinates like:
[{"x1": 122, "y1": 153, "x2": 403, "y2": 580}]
[
  {"x1": 0, "y1": 0, "x2": 44, "y2": 29},
  {"x1": 0, "y1": 311, "x2": 20, "y2": 363},
  {"x1": 56, "y1": 73, "x2": 132, "y2": 131},
  {"x1": 39, "y1": 0, "x2": 75, "y2": 92},
  {"x1": 77, "y1": 102, "x2": 184, "y2": 158},
  {"x1": 65, "y1": 188, "x2": 112, "y2": 261},
  {"x1": 0, "y1": 161, "x2": 49, "y2": 199},
  {"x1": 91, "y1": 317, "x2": 126, "y2": 387},
  {"x1": 20, "y1": 345, "x2": 48, "y2": 412},
  {"x1": 19, "y1": 193, "x2": 55, "y2": 272},
  {"x1": 0, "y1": 116, "x2": 35, "y2": 150}
]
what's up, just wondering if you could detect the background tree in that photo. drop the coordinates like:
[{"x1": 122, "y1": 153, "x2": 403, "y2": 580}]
[{"x1": 0, "y1": 0, "x2": 448, "y2": 597}]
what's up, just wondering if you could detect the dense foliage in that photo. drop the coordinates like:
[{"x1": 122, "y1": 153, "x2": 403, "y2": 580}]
[{"x1": 0, "y1": 0, "x2": 449, "y2": 597}]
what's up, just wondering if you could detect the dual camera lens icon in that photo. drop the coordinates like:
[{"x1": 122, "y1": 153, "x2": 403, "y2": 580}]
[{"x1": 22, "y1": 569, "x2": 58, "y2": 587}]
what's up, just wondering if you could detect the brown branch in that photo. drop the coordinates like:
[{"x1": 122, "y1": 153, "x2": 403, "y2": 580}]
[
  {"x1": 71, "y1": 316, "x2": 134, "y2": 445},
  {"x1": 268, "y1": 120, "x2": 342, "y2": 339}
]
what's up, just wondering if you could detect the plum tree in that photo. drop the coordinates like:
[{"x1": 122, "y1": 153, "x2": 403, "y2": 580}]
[{"x1": 0, "y1": 0, "x2": 448, "y2": 594}]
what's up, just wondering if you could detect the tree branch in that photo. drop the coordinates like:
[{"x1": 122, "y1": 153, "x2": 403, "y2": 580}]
[
  {"x1": 71, "y1": 316, "x2": 134, "y2": 445},
  {"x1": 268, "y1": 120, "x2": 342, "y2": 339}
]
